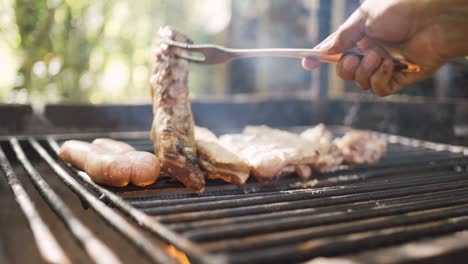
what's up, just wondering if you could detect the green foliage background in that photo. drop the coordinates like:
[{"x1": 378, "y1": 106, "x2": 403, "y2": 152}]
[{"x1": 0, "y1": 0, "x2": 226, "y2": 103}]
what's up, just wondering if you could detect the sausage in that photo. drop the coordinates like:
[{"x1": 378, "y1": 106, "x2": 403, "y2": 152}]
[
  {"x1": 58, "y1": 140, "x2": 93, "y2": 170},
  {"x1": 85, "y1": 146, "x2": 132, "y2": 187},
  {"x1": 91, "y1": 139, "x2": 160, "y2": 186},
  {"x1": 92, "y1": 138, "x2": 135, "y2": 153},
  {"x1": 59, "y1": 139, "x2": 160, "y2": 187},
  {"x1": 124, "y1": 152, "x2": 160, "y2": 186}
]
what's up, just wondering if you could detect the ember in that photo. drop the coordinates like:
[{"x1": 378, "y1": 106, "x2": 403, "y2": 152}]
[{"x1": 166, "y1": 245, "x2": 191, "y2": 264}]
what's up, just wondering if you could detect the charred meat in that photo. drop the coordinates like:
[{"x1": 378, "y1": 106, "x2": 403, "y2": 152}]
[
  {"x1": 149, "y1": 26, "x2": 205, "y2": 192},
  {"x1": 195, "y1": 127, "x2": 250, "y2": 186}
]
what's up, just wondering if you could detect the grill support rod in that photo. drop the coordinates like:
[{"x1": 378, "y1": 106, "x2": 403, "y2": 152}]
[
  {"x1": 30, "y1": 138, "x2": 177, "y2": 264},
  {"x1": 10, "y1": 138, "x2": 122, "y2": 264},
  {"x1": 33, "y1": 128, "x2": 468, "y2": 264},
  {"x1": 47, "y1": 138, "x2": 224, "y2": 264},
  {"x1": 0, "y1": 145, "x2": 70, "y2": 264}
]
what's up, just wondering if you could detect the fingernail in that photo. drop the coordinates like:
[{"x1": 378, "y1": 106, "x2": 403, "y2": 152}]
[
  {"x1": 357, "y1": 38, "x2": 369, "y2": 51},
  {"x1": 303, "y1": 58, "x2": 320, "y2": 70},
  {"x1": 342, "y1": 56, "x2": 359, "y2": 72},
  {"x1": 363, "y1": 51, "x2": 380, "y2": 71}
]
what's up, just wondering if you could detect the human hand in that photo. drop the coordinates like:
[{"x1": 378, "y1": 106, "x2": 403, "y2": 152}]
[{"x1": 303, "y1": 0, "x2": 468, "y2": 96}]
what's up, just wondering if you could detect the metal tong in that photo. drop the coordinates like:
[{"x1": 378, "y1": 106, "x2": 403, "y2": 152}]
[{"x1": 161, "y1": 39, "x2": 421, "y2": 73}]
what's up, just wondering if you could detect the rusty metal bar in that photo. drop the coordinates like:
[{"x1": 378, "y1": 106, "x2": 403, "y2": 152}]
[
  {"x1": 130, "y1": 169, "x2": 468, "y2": 212},
  {"x1": 186, "y1": 192, "x2": 468, "y2": 242},
  {"x1": 46, "y1": 138, "x2": 224, "y2": 264},
  {"x1": 10, "y1": 138, "x2": 121, "y2": 264},
  {"x1": 308, "y1": 229, "x2": 468, "y2": 264},
  {"x1": 227, "y1": 215, "x2": 468, "y2": 264},
  {"x1": 29, "y1": 138, "x2": 177, "y2": 264},
  {"x1": 170, "y1": 184, "x2": 468, "y2": 232},
  {"x1": 145, "y1": 172, "x2": 468, "y2": 221},
  {"x1": 201, "y1": 204, "x2": 468, "y2": 253},
  {"x1": 0, "y1": 144, "x2": 70, "y2": 264},
  {"x1": 123, "y1": 155, "x2": 468, "y2": 206},
  {"x1": 34, "y1": 129, "x2": 468, "y2": 264}
]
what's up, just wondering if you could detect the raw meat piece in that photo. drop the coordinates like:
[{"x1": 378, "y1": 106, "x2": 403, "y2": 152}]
[
  {"x1": 334, "y1": 130, "x2": 387, "y2": 164},
  {"x1": 195, "y1": 127, "x2": 250, "y2": 186},
  {"x1": 219, "y1": 126, "x2": 319, "y2": 183},
  {"x1": 301, "y1": 124, "x2": 343, "y2": 170}
]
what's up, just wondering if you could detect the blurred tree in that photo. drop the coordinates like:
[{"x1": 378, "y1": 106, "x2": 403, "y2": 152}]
[
  {"x1": 8, "y1": 0, "x2": 226, "y2": 103},
  {"x1": 13, "y1": 0, "x2": 111, "y2": 102}
]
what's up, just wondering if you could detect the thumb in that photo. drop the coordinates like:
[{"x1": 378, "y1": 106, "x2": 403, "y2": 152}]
[{"x1": 321, "y1": 8, "x2": 367, "y2": 54}]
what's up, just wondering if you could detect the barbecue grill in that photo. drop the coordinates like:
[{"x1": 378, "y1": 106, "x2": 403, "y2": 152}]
[{"x1": 2, "y1": 101, "x2": 468, "y2": 264}]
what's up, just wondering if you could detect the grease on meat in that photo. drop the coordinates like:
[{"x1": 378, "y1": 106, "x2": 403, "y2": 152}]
[{"x1": 149, "y1": 26, "x2": 205, "y2": 192}]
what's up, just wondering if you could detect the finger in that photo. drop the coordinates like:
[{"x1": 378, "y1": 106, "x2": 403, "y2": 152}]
[
  {"x1": 302, "y1": 58, "x2": 322, "y2": 71},
  {"x1": 370, "y1": 59, "x2": 399, "y2": 96},
  {"x1": 354, "y1": 50, "x2": 382, "y2": 90},
  {"x1": 337, "y1": 55, "x2": 360, "y2": 80},
  {"x1": 356, "y1": 37, "x2": 370, "y2": 52},
  {"x1": 326, "y1": 8, "x2": 366, "y2": 54},
  {"x1": 314, "y1": 31, "x2": 338, "y2": 51}
]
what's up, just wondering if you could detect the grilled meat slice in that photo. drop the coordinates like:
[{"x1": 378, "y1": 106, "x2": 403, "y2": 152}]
[
  {"x1": 194, "y1": 127, "x2": 250, "y2": 186},
  {"x1": 334, "y1": 130, "x2": 387, "y2": 164},
  {"x1": 219, "y1": 126, "x2": 319, "y2": 183},
  {"x1": 300, "y1": 124, "x2": 343, "y2": 170},
  {"x1": 149, "y1": 26, "x2": 205, "y2": 192}
]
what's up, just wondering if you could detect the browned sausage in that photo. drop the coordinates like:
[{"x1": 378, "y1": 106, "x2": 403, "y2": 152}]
[
  {"x1": 84, "y1": 146, "x2": 132, "y2": 187},
  {"x1": 124, "y1": 151, "x2": 160, "y2": 186},
  {"x1": 58, "y1": 140, "x2": 93, "y2": 170},
  {"x1": 91, "y1": 138, "x2": 160, "y2": 186},
  {"x1": 92, "y1": 138, "x2": 135, "y2": 153},
  {"x1": 59, "y1": 139, "x2": 160, "y2": 187}
]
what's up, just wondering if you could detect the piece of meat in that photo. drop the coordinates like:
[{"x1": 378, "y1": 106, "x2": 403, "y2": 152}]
[
  {"x1": 276, "y1": 165, "x2": 312, "y2": 181},
  {"x1": 59, "y1": 140, "x2": 160, "y2": 187},
  {"x1": 149, "y1": 26, "x2": 205, "y2": 192},
  {"x1": 59, "y1": 140, "x2": 92, "y2": 170},
  {"x1": 300, "y1": 123, "x2": 333, "y2": 145},
  {"x1": 334, "y1": 130, "x2": 387, "y2": 164},
  {"x1": 295, "y1": 165, "x2": 312, "y2": 180},
  {"x1": 92, "y1": 138, "x2": 135, "y2": 153},
  {"x1": 124, "y1": 151, "x2": 160, "y2": 187},
  {"x1": 194, "y1": 127, "x2": 250, "y2": 186},
  {"x1": 301, "y1": 124, "x2": 343, "y2": 170},
  {"x1": 91, "y1": 138, "x2": 160, "y2": 186},
  {"x1": 219, "y1": 126, "x2": 319, "y2": 184},
  {"x1": 84, "y1": 146, "x2": 133, "y2": 187}
]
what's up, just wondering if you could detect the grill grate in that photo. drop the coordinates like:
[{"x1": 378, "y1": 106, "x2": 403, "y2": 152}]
[{"x1": 2, "y1": 128, "x2": 468, "y2": 264}]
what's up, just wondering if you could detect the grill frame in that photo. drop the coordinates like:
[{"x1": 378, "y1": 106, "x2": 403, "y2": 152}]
[{"x1": 2, "y1": 127, "x2": 468, "y2": 264}]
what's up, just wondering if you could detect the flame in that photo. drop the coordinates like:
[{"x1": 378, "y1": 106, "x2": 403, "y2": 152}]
[{"x1": 166, "y1": 245, "x2": 191, "y2": 264}]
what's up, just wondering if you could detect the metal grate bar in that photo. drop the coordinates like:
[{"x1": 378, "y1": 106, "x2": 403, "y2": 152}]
[
  {"x1": 10, "y1": 138, "x2": 122, "y2": 264},
  {"x1": 28, "y1": 138, "x2": 177, "y2": 264},
  {"x1": 185, "y1": 193, "x2": 468, "y2": 242},
  {"x1": 150, "y1": 173, "x2": 468, "y2": 222},
  {"x1": 227, "y1": 215, "x2": 468, "y2": 264},
  {"x1": 169, "y1": 184, "x2": 468, "y2": 232},
  {"x1": 322, "y1": 156, "x2": 468, "y2": 177},
  {"x1": 46, "y1": 138, "x2": 223, "y2": 264},
  {"x1": 201, "y1": 203, "x2": 468, "y2": 253},
  {"x1": 308, "y1": 230, "x2": 468, "y2": 264},
  {"x1": 131, "y1": 170, "x2": 468, "y2": 213},
  {"x1": 122, "y1": 156, "x2": 468, "y2": 204},
  {"x1": 0, "y1": 145, "x2": 70, "y2": 264},
  {"x1": 38, "y1": 130, "x2": 468, "y2": 264}
]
